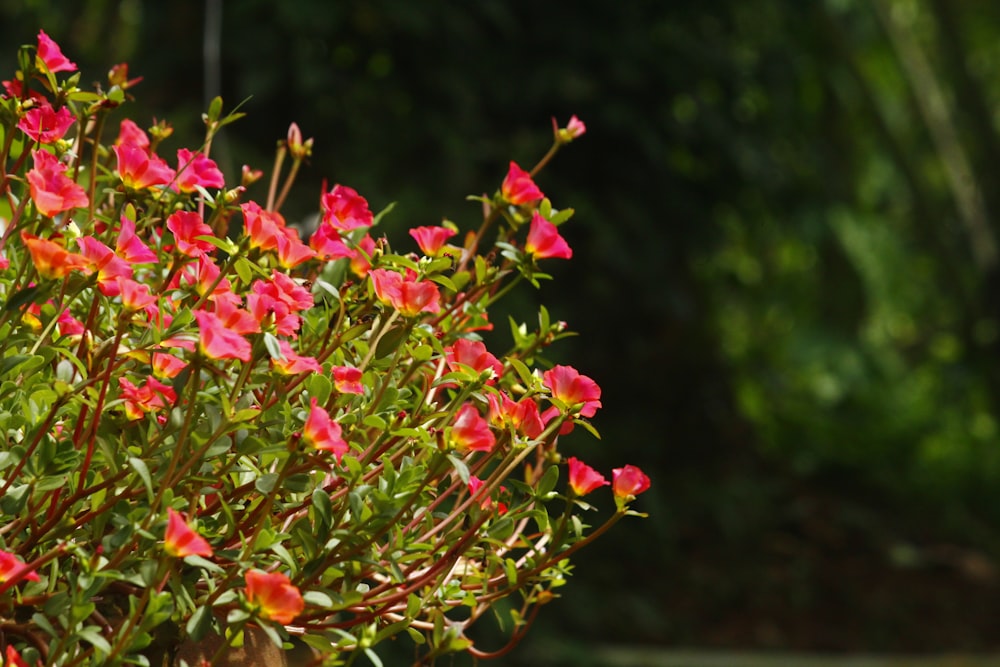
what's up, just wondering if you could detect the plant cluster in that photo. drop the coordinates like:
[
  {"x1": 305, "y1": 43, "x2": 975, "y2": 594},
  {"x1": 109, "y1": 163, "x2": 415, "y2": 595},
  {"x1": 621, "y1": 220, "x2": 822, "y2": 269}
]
[{"x1": 0, "y1": 31, "x2": 650, "y2": 666}]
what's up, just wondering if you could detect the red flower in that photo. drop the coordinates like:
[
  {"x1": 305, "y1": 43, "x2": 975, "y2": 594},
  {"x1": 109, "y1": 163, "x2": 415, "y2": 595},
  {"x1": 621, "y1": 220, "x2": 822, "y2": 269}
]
[
  {"x1": 114, "y1": 143, "x2": 175, "y2": 190},
  {"x1": 242, "y1": 201, "x2": 286, "y2": 251},
  {"x1": 542, "y1": 365, "x2": 602, "y2": 418},
  {"x1": 36, "y1": 30, "x2": 76, "y2": 74},
  {"x1": 18, "y1": 103, "x2": 75, "y2": 144},
  {"x1": 118, "y1": 376, "x2": 176, "y2": 421},
  {"x1": 320, "y1": 184, "x2": 373, "y2": 232},
  {"x1": 21, "y1": 231, "x2": 90, "y2": 279},
  {"x1": 445, "y1": 338, "x2": 502, "y2": 380},
  {"x1": 0, "y1": 550, "x2": 39, "y2": 584},
  {"x1": 501, "y1": 161, "x2": 543, "y2": 206},
  {"x1": 115, "y1": 215, "x2": 157, "y2": 264},
  {"x1": 612, "y1": 465, "x2": 651, "y2": 500},
  {"x1": 487, "y1": 392, "x2": 545, "y2": 439},
  {"x1": 245, "y1": 569, "x2": 304, "y2": 625},
  {"x1": 567, "y1": 457, "x2": 608, "y2": 496},
  {"x1": 26, "y1": 149, "x2": 88, "y2": 217},
  {"x1": 77, "y1": 236, "x2": 133, "y2": 296},
  {"x1": 332, "y1": 366, "x2": 364, "y2": 395},
  {"x1": 166, "y1": 211, "x2": 215, "y2": 258},
  {"x1": 303, "y1": 397, "x2": 348, "y2": 461},
  {"x1": 273, "y1": 340, "x2": 322, "y2": 375},
  {"x1": 115, "y1": 119, "x2": 149, "y2": 151},
  {"x1": 4, "y1": 645, "x2": 36, "y2": 667},
  {"x1": 451, "y1": 403, "x2": 495, "y2": 452},
  {"x1": 193, "y1": 309, "x2": 252, "y2": 362},
  {"x1": 370, "y1": 269, "x2": 441, "y2": 317},
  {"x1": 525, "y1": 212, "x2": 572, "y2": 260},
  {"x1": 164, "y1": 508, "x2": 213, "y2": 558},
  {"x1": 175, "y1": 148, "x2": 225, "y2": 193},
  {"x1": 409, "y1": 225, "x2": 456, "y2": 256}
]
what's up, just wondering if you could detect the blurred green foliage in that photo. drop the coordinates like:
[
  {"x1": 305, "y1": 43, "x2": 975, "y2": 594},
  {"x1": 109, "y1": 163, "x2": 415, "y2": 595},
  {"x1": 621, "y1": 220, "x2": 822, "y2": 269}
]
[{"x1": 6, "y1": 0, "x2": 1000, "y2": 656}]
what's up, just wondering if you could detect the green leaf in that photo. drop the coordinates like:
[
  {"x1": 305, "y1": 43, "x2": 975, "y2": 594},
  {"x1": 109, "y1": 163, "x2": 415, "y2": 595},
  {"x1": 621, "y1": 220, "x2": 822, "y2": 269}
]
[
  {"x1": 255, "y1": 473, "x2": 278, "y2": 494},
  {"x1": 305, "y1": 373, "x2": 332, "y2": 406},
  {"x1": 536, "y1": 463, "x2": 560, "y2": 497},
  {"x1": 129, "y1": 457, "x2": 154, "y2": 503}
]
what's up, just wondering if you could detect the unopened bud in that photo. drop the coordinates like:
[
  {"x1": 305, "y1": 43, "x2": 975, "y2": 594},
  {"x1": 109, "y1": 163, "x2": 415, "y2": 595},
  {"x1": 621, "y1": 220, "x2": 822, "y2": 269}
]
[
  {"x1": 287, "y1": 122, "x2": 313, "y2": 160},
  {"x1": 241, "y1": 164, "x2": 263, "y2": 187}
]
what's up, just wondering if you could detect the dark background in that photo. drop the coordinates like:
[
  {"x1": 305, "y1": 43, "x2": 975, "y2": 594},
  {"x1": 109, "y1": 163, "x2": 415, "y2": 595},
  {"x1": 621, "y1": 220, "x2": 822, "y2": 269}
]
[{"x1": 6, "y1": 0, "x2": 1000, "y2": 662}]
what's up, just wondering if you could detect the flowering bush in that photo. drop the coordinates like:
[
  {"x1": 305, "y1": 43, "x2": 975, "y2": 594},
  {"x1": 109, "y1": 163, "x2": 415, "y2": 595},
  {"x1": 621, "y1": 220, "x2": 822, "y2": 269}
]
[{"x1": 0, "y1": 31, "x2": 650, "y2": 666}]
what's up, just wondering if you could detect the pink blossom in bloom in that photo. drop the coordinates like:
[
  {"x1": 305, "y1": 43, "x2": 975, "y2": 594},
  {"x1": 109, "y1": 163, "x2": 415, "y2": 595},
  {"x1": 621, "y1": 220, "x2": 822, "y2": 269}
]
[
  {"x1": 245, "y1": 569, "x2": 304, "y2": 625},
  {"x1": 114, "y1": 143, "x2": 175, "y2": 190},
  {"x1": 166, "y1": 211, "x2": 215, "y2": 257},
  {"x1": 332, "y1": 366, "x2": 364, "y2": 394},
  {"x1": 36, "y1": 30, "x2": 76, "y2": 73},
  {"x1": 115, "y1": 119, "x2": 149, "y2": 151},
  {"x1": 21, "y1": 231, "x2": 90, "y2": 279},
  {"x1": 210, "y1": 295, "x2": 261, "y2": 335},
  {"x1": 542, "y1": 365, "x2": 602, "y2": 418},
  {"x1": 193, "y1": 309, "x2": 252, "y2": 362},
  {"x1": 175, "y1": 148, "x2": 225, "y2": 193},
  {"x1": 487, "y1": 391, "x2": 545, "y2": 439},
  {"x1": 451, "y1": 403, "x2": 495, "y2": 452},
  {"x1": 56, "y1": 309, "x2": 85, "y2": 338},
  {"x1": 0, "y1": 549, "x2": 39, "y2": 584},
  {"x1": 18, "y1": 103, "x2": 75, "y2": 144},
  {"x1": 320, "y1": 184, "x2": 373, "y2": 232},
  {"x1": 567, "y1": 457, "x2": 608, "y2": 496},
  {"x1": 273, "y1": 340, "x2": 322, "y2": 375},
  {"x1": 302, "y1": 397, "x2": 348, "y2": 461},
  {"x1": 467, "y1": 476, "x2": 506, "y2": 513},
  {"x1": 152, "y1": 351, "x2": 186, "y2": 379},
  {"x1": 118, "y1": 376, "x2": 176, "y2": 421},
  {"x1": 164, "y1": 508, "x2": 214, "y2": 558},
  {"x1": 612, "y1": 465, "x2": 651, "y2": 500},
  {"x1": 117, "y1": 276, "x2": 157, "y2": 312},
  {"x1": 26, "y1": 149, "x2": 88, "y2": 217},
  {"x1": 525, "y1": 212, "x2": 572, "y2": 260},
  {"x1": 370, "y1": 268, "x2": 441, "y2": 317},
  {"x1": 501, "y1": 161, "x2": 543, "y2": 206},
  {"x1": 274, "y1": 225, "x2": 315, "y2": 269},
  {"x1": 409, "y1": 225, "x2": 456, "y2": 256},
  {"x1": 77, "y1": 236, "x2": 133, "y2": 296},
  {"x1": 241, "y1": 201, "x2": 286, "y2": 252},
  {"x1": 445, "y1": 338, "x2": 502, "y2": 380},
  {"x1": 115, "y1": 215, "x2": 157, "y2": 264},
  {"x1": 172, "y1": 255, "x2": 231, "y2": 299}
]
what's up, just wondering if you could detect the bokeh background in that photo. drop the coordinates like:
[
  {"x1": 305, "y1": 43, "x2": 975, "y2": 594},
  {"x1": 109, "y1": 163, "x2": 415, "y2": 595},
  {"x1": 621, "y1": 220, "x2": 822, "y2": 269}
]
[{"x1": 6, "y1": 0, "x2": 1000, "y2": 662}]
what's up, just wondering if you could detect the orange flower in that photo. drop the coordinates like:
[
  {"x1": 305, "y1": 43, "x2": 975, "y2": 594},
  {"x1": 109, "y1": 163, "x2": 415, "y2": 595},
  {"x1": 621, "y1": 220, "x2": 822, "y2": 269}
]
[
  {"x1": 20, "y1": 231, "x2": 90, "y2": 279},
  {"x1": 245, "y1": 569, "x2": 304, "y2": 624},
  {"x1": 163, "y1": 508, "x2": 213, "y2": 558}
]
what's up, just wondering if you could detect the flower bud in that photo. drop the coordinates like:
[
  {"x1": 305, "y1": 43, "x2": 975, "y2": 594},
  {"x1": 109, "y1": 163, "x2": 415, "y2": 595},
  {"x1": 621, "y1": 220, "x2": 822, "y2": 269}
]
[
  {"x1": 241, "y1": 164, "x2": 264, "y2": 187},
  {"x1": 287, "y1": 122, "x2": 313, "y2": 160}
]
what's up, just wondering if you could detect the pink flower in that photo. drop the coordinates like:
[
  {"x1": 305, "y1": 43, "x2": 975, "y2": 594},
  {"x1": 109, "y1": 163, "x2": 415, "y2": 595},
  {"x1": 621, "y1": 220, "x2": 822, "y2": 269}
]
[
  {"x1": 115, "y1": 119, "x2": 149, "y2": 151},
  {"x1": 445, "y1": 338, "x2": 502, "y2": 380},
  {"x1": 332, "y1": 366, "x2": 364, "y2": 395},
  {"x1": 245, "y1": 569, "x2": 304, "y2": 625},
  {"x1": 303, "y1": 398, "x2": 348, "y2": 461},
  {"x1": 118, "y1": 376, "x2": 176, "y2": 421},
  {"x1": 166, "y1": 211, "x2": 215, "y2": 257},
  {"x1": 114, "y1": 143, "x2": 175, "y2": 190},
  {"x1": 164, "y1": 508, "x2": 213, "y2": 558},
  {"x1": 36, "y1": 30, "x2": 76, "y2": 74},
  {"x1": 525, "y1": 212, "x2": 572, "y2": 260},
  {"x1": 115, "y1": 215, "x2": 157, "y2": 264},
  {"x1": 77, "y1": 236, "x2": 133, "y2": 296},
  {"x1": 21, "y1": 231, "x2": 90, "y2": 279},
  {"x1": 556, "y1": 115, "x2": 586, "y2": 143},
  {"x1": 487, "y1": 392, "x2": 545, "y2": 439},
  {"x1": 241, "y1": 201, "x2": 285, "y2": 251},
  {"x1": 273, "y1": 340, "x2": 322, "y2": 375},
  {"x1": 451, "y1": 403, "x2": 495, "y2": 452},
  {"x1": 26, "y1": 149, "x2": 88, "y2": 217},
  {"x1": 18, "y1": 103, "x2": 75, "y2": 144},
  {"x1": 193, "y1": 309, "x2": 252, "y2": 362},
  {"x1": 117, "y1": 276, "x2": 157, "y2": 312},
  {"x1": 542, "y1": 365, "x2": 602, "y2": 418},
  {"x1": 501, "y1": 161, "x2": 543, "y2": 206},
  {"x1": 0, "y1": 550, "x2": 39, "y2": 584},
  {"x1": 566, "y1": 457, "x2": 608, "y2": 496},
  {"x1": 612, "y1": 465, "x2": 651, "y2": 500},
  {"x1": 409, "y1": 225, "x2": 456, "y2": 256},
  {"x1": 320, "y1": 184, "x2": 373, "y2": 232},
  {"x1": 370, "y1": 269, "x2": 441, "y2": 317},
  {"x1": 175, "y1": 148, "x2": 225, "y2": 193}
]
